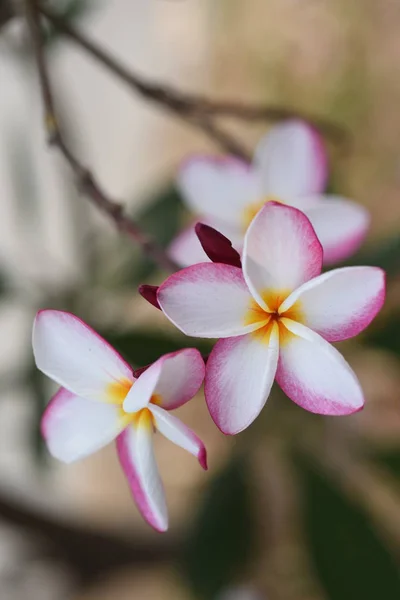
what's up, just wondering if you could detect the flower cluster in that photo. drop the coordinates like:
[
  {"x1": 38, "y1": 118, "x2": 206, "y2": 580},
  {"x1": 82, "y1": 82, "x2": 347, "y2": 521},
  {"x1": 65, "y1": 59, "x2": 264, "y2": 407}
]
[{"x1": 32, "y1": 120, "x2": 385, "y2": 531}]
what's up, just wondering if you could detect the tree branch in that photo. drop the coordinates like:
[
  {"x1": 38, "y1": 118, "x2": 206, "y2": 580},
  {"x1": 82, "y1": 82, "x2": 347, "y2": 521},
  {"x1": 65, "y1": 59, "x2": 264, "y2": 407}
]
[
  {"x1": 37, "y1": 3, "x2": 347, "y2": 147},
  {"x1": 24, "y1": 0, "x2": 178, "y2": 273},
  {"x1": 0, "y1": 488, "x2": 177, "y2": 583}
]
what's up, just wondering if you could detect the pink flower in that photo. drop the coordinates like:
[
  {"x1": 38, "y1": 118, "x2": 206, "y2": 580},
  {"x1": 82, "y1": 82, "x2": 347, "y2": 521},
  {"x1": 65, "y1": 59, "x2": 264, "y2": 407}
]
[
  {"x1": 158, "y1": 203, "x2": 385, "y2": 435},
  {"x1": 32, "y1": 310, "x2": 206, "y2": 532},
  {"x1": 170, "y1": 120, "x2": 369, "y2": 267}
]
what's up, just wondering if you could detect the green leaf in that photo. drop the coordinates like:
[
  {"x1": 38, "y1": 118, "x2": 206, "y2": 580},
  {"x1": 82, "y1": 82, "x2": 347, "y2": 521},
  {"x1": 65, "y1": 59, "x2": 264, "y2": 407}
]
[
  {"x1": 365, "y1": 314, "x2": 400, "y2": 356},
  {"x1": 297, "y1": 457, "x2": 400, "y2": 600},
  {"x1": 341, "y1": 233, "x2": 400, "y2": 277},
  {"x1": 124, "y1": 184, "x2": 184, "y2": 285},
  {"x1": 26, "y1": 361, "x2": 49, "y2": 464},
  {"x1": 181, "y1": 456, "x2": 257, "y2": 599},
  {"x1": 43, "y1": 1, "x2": 93, "y2": 48},
  {"x1": 102, "y1": 329, "x2": 211, "y2": 368},
  {"x1": 372, "y1": 451, "x2": 400, "y2": 479}
]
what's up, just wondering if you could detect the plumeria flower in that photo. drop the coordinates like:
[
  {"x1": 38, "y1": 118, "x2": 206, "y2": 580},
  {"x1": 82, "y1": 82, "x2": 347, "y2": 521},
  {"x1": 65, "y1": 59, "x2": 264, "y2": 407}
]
[
  {"x1": 170, "y1": 120, "x2": 369, "y2": 267},
  {"x1": 158, "y1": 203, "x2": 385, "y2": 435},
  {"x1": 32, "y1": 310, "x2": 206, "y2": 532}
]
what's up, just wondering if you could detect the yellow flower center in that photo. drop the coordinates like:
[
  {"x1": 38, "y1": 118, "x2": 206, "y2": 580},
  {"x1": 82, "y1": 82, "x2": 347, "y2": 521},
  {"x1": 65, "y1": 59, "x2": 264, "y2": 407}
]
[
  {"x1": 244, "y1": 289, "x2": 303, "y2": 345},
  {"x1": 241, "y1": 196, "x2": 285, "y2": 231},
  {"x1": 106, "y1": 378, "x2": 161, "y2": 429}
]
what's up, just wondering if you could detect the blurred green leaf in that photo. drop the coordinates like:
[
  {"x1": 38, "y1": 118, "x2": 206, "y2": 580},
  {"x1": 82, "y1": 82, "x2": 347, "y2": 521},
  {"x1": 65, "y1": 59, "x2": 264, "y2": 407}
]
[
  {"x1": 7, "y1": 126, "x2": 40, "y2": 223},
  {"x1": 43, "y1": 1, "x2": 93, "y2": 47},
  {"x1": 102, "y1": 329, "x2": 211, "y2": 368},
  {"x1": 342, "y1": 233, "x2": 400, "y2": 277},
  {"x1": 365, "y1": 314, "x2": 400, "y2": 356},
  {"x1": 297, "y1": 457, "x2": 400, "y2": 600},
  {"x1": 372, "y1": 451, "x2": 400, "y2": 479},
  {"x1": 0, "y1": 272, "x2": 9, "y2": 297},
  {"x1": 26, "y1": 360, "x2": 48, "y2": 463},
  {"x1": 181, "y1": 456, "x2": 257, "y2": 599},
  {"x1": 123, "y1": 184, "x2": 185, "y2": 284}
]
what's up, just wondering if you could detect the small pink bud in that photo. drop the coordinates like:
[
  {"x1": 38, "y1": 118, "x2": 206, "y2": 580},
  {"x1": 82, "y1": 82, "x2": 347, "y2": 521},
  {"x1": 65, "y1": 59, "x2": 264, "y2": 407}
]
[{"x1": 139, "y1": 284, "x2": 161, "y2": 309}]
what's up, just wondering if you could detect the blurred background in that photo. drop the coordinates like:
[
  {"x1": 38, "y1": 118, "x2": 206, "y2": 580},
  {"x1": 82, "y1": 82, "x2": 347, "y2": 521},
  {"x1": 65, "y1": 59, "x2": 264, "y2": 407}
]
[{"x1": 0, "y1": 0, "x2": 399, "y2": 598}]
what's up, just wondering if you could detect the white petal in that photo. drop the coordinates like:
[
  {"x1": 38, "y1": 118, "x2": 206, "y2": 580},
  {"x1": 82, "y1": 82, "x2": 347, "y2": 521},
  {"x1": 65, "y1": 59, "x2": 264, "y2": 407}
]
[
  {"x1": 124, "y1": 348, "x2": 205, "y2": 413},
  {"x1": 123, "y1": 358, "x2": 162, "y2": 413},
  {"x1": 205, "y1": 325, "x2": 279, "y2": 435},
  {"x1": 304, "y1": 196, "x2": 370, "y2": 264},
  {"x1": 276, "y1": 320, "x2": 364, "y2": 415},
  {"x1": 169, "y1": 225, "x2": 210, "y2": 267},
  {"x1": 150, "y1": 405, "x2": 207, "y2": 469},
  {"x1": 158, "y1": 263, "x2": 261, "y2": 338},
  {"x1": 33, "y1": 311, "x2": 133, "y2": 401},
  {"x1": 178, "y1": 155, "x2": 262, "y2": 227},
  {"x1": 116, "y1": 416, "x2": 168, "y2": 532},
  {"x1": 280, "y1": 267, "x2": 386, "y2": 342},
  {"x1": 41, "y1": 388, "x2": 124, "y2": 463},
  {"x1": 153, "y1": 348, "x2": 205, "y2": 410},
  {"x1": 254, "y1": 120, "x2": 328, "y2": 197},
  {"x1": 242, "y1": 203, "x2": 323, "y2": 309}
]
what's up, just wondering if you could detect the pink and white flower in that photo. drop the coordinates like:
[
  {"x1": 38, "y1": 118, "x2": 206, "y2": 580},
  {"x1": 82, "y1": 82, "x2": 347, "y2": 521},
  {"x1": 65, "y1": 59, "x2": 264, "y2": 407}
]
[
  {"x1": 170, "y1": 120, "x2": 369, "y2": 267},
  {"x1": 159, "y1": 203, "x2": 385, "y2": 435},
  {"x1": 32, "y1": 310, "x2": 206, "y2": 532}
]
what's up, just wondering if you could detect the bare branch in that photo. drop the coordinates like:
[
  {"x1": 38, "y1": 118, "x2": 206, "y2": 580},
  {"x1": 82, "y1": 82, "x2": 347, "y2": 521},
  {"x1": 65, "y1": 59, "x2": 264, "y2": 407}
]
[
  {"x1": 24, "y1": 0, "x2": 178, "y2": 273},
  {"x1": 0, "y1": 487, "x2": 177, "y2": 583},
  {"x1": 37, "y1": 3, "x2": 347, "y2": 147}
]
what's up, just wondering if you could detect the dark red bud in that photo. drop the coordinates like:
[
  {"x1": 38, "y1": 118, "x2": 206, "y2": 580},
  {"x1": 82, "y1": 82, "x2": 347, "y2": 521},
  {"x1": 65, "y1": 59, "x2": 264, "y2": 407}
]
[
  {"x1": 195, "y1": 223, "x2": 242, "y2": 268},
  {"x1": 138, "y1": 284, "x2": 161, "y2": 310},
  {"x1": 133, "y1": 363, "x2": 151, "y2": 378}
]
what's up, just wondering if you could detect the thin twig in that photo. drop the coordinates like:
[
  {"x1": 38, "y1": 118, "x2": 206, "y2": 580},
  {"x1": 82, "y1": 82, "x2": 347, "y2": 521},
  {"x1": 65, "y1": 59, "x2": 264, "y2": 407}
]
[
  {"x1": 0, "y1": 487, "x2": 177, "y2": 583},
  {"x1": 24, "y1": 0, "x2": 178, "y2": 273},
  {"x1": 38, "y1": 3, "x2": 251, "y2": 160},
  {"x1": 37, "y1": 3, "x2": 347, "y2": 148}
]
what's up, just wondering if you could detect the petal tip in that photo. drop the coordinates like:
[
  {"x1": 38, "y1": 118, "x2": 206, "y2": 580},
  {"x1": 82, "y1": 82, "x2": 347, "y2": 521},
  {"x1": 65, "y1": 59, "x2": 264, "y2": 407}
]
[{"x1": 198, "y1": 446, "x2": 208, "y2": 470}]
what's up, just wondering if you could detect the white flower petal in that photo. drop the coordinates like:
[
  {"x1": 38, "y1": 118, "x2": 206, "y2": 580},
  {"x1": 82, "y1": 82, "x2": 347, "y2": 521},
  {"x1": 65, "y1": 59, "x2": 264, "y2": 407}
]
[
  {"x1": 276, "y1": 320, "x2": 364, "y2": 415},
  {"x1": 169, "y1": 225, "x2": 210, "y2": 267},
  {"x1": 178, "y1": 155, "x2": 262, "y2": 227},
  {"x1": 41, "y1": 388, "x2": 124, "y2": 463},
  {"x1": 254, "y1": 120, "x2": 328, "y2": 197},
  {"x1": 33, "y1": 311, "x2": 133, "y2": 401},
  {"x1": 158, "y1": 263, "x2": 259, "y2": 338},
  {"x1": 205, "y1": 325, "x2": 279, "y2": 435},
  {"x1": 116, "y1": 415, "x2": 168, "y2": 532},
  {"x1": 304, "y1": 196, "x2": 370, "y2": 264},
  {"x1": 153, "y1": 348, "x2": 205, "y2": 410},
  {"x1": 124, "y1": 348, "x2": 205, "y2": 413},
  {"x1": 150, "y1": 405, "x2": 207, "y2": 469},
  {"x1": 280, "y1": 267, "x2": 385, "y2": 342},
  {"x1": 242, "y1": 203, "x2": 323, "y2": 309}
]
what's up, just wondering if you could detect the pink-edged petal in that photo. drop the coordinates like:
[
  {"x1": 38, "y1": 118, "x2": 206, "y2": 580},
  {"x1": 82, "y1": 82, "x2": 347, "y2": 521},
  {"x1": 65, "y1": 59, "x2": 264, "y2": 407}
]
[
  {"x1": 158, "y1": 263, "x2": 260, "y2": 338},
  {"x1": 41, "y1": 388, "x2": 124, "y2": 463},
  {"x1": 280, "y1": 267, "x2": 385, "y2": 342},
  {"x1": 242, "y1": 203, "x2": 323, "y2": 309},
  {"x1": 33, "y1": 310, "x2": 133, "y2": 401},
  {"x1": 169, "y1": 225, "x2": 210, "y2": 267},
  {"x1": 205, "y1": 325, "x2": 279, "y2": 435},
  {"x1": 178, "y1": 155, "x2": 262, "y2": 227},
  {"x1": 123, "y1": 358, "x2": 162, "y2": 413},
  {"x1": 150, "y1": 404, "x2": 207, "y2": 469},
  {"x1": 152, "y1": 348, "x2": 205, "y2": 410},
  {"x1": 254, "y1": 120, "x2": 328, "y2": 197},
  {"x1": 276, "y1": 319, "x2": 364, "y2": 415},
  {"x1": 117, "y1": 417, "x2": 168, "y2": 532},
  {"x1": 124, "y1": 348, "x2": 205, "y2": 413},
  {"x1": 303, "y1": 196, "x2": 370, "y2": 264}
]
